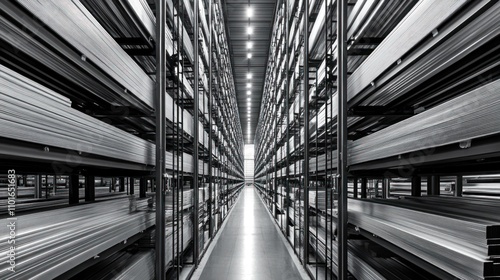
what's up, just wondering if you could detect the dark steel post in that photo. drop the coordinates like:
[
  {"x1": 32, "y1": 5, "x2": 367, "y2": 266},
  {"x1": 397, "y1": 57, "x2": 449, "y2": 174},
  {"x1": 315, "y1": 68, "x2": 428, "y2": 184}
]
[
  {"x1": 337, "y1": 0, "x2": 348, "y2": 277},
  {"x1": 130, "y1": 177, "x2": 135, "y2": 195},
  {"x1": 208, "y1": 0, "x2": 213, "y2": 239},
  {"x1": 382, "y1": 178, "x2": 389, "y2": 199},
  {"x1": 119, "y1": 177, "x2": 125, "y2": 192},
  {"x1": 303, "y1": 0, "x2": 310, "y2": 266},
  {"x1": 85, "y1": 174, "x2": 95, "y2": 202},
  {"x1": 285, "y1": 0, "x2": 290, "y2": 237},
  {"x1": 411, "y1": 175, "x2": 421, "y2": 197},
  {"x1": 155, "y1": 0, "x2": 166, "y2": 277},
  {"x1": 140, "y1": 177, "x2": 147, "y2": 198},
  {"x1": 428, "y1": 175, "x2": 440, "y2": 196},
  {"x1": 193, "y1": 0, "x2": 200, "y2": 266},
  {"x1": 455, "y1": 175, "x2": 463, "y2": 197},
  {"x1": 353, "y1": 178, "x2": 358, "y2": 198},
  {"x1": 361, "y1": 178, "x2": 367, "y2": 198},
  {"x1": 69, "y1": 174, "x2": 79, "y2": 204}
]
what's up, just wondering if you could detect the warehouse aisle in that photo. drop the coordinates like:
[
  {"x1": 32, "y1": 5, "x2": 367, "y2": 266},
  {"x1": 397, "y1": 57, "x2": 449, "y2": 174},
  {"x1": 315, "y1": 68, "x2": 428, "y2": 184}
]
[{"x1": 197, "y1": 185, "x2": 305, "y2": 280}]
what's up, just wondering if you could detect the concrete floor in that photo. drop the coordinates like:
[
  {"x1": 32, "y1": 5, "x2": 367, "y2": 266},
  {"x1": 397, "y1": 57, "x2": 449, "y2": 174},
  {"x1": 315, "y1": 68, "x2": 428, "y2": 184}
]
[{"x1": 198, "y1": 185, "x2": 304, "y2": 280}]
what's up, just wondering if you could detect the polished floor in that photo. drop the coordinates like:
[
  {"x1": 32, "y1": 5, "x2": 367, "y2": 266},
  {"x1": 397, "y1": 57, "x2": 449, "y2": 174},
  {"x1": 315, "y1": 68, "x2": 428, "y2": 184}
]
[{"x1": 198, "y1": 185, "x2": 304, "y2": 280}]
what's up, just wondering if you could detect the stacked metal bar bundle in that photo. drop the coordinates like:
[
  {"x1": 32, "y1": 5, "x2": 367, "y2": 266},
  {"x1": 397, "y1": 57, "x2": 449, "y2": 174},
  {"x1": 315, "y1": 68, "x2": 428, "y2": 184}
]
[
  {"x1": 79, "y1": 212, "x2": 192, "y2": 280},
  {"x1": 15, "y1": 0, "x2": 155, "y2": 107},
  {"x1": 388, "y1": 178, "x2": 455, "y2": 197},
  {"x1": 0, "y1": 64, "x2": 154, "y2": 165},
  {"x1": 350, "y1": 79, "x2": 500, "y2": 165},
  {"x1": 451, "y1": 175, "x2": 500, "y2": 198},
  {"x1": 309, "y1": 226, "x2": 385, "y2": 280},
  {"x1": 0, "y1": 198, "x2": 155, "y2": 279},
  {"x1": 309, "y1": 189, "x2": 336, "y2": 211},
  {"x1": 0, "y1": 64, "x2": 198, "y2": 171},
  {"x1": 87, "y1": 250, "x2": 156, "y2": 280},
  {"x1": 349, "y1": 197, "x2": 500, "y2": 279}
]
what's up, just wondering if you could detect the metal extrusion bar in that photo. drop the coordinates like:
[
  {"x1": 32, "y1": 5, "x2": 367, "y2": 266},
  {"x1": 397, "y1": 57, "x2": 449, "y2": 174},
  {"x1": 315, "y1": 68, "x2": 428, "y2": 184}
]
[
  {"x1": 155, "y1": 0, "x2": 166, "y2": 277},
  {"x1": 193, "y1": 0, "x2": 200, "y2": 266},
  {"x1": 337, "y1": 0, "x2": 348, "y2": 278},
  {"x1": 303, "y1": 0, "x2": 310, "y2": 266}
]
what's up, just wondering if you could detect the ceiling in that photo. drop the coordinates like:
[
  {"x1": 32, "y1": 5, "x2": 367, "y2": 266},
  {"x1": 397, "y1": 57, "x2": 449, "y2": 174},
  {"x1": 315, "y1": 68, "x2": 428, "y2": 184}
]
[{"x1": 222, "y1": 0, "x2": 277, "y2": 144}]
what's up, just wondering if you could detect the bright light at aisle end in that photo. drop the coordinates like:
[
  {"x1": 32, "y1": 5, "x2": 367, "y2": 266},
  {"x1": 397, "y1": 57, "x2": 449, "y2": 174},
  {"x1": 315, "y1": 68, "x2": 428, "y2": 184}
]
[
  {"x1": 247, "y1": 53, "x2": 252, "y2": 59},
  {"x1": 247, "y1": 7, "x2": 253, "y2": 18},
  {"x1": 247, "y1": 42, "x2": 253, "y2": 49},
  {"x1": 247, "y1": 27, "x2": 253, "y2": 35},
  {"x1": 247, "y1": 73, "x2": 252, "y2": 79},
  {"x1": 246, "y1": 83, "x2": 252, "y2": 88},
  {"x1": 247, "y1": 90, "x2": 251, "y2": 95}
]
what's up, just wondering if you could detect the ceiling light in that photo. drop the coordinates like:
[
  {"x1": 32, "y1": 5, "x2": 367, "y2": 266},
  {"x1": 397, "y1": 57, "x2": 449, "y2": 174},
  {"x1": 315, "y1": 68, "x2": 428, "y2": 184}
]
[
  {"x1": 247, "y1": 27, "x2": 253, "y2": 35},
  {"x1": 247, "y1": 73, "x2": 252, "y2": 79},
  {"x1": 247, "y1": 53, "x2": 252, "y2": 59},
  {"x1": 247, "y1": 7, "x2": 253, "y2": 18},
  {"x1": 247, "y1": 42, "x2": 253, "y2": 49},
  {"x1": 247, "y1": 83, "x2": 252, "y2": 88},
  {"x1": 247, "y1": 97, "x2": 251, "y2": 101},
  {"x1": 247, "y1": 90, "x2": 251, "y2": 95}
]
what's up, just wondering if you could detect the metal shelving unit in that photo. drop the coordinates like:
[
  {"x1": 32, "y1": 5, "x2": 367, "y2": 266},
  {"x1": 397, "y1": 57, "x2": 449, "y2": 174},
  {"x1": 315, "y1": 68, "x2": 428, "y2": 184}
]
[
  {"x1": 0, "y1": 0, "x2": 244, "y2": 279},
  {"x1": 255, "y1": 0, "x2": 500, "y2": 279}
]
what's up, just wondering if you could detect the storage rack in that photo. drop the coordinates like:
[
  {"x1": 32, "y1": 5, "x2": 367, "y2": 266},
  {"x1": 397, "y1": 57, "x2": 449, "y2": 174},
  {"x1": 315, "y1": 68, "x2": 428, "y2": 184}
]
[
  {"x1": 255, "y1": 0, "x2": 500, "y2": 279},
  {"x1": 0, "y1": 0, "x2": 244, "y2": 279}
]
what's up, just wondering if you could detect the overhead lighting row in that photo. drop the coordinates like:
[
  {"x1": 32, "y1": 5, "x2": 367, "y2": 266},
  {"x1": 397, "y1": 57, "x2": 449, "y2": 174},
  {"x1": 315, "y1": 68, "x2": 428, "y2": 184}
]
[{"x1": 247, "y1": 5, "x2": 252, "y2": 136}]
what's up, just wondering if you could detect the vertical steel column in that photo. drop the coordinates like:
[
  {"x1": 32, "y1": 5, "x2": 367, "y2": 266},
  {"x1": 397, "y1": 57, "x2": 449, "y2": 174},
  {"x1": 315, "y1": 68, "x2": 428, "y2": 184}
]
[
  {"x1": 274, "y1": 86, "x2": 278, "y2": 218},
  {"x1": 382, "y1": 178, "x2": 389, "y2": 199},
  {"x1": 208, "y1": 0, "x2": 213, "y2": 239},
  {"x1": 360, "y1": 178, "x2": 367, "y2": 198},
  {"x1": 337, "y1": 0, "x2": 348, "y2": 277},
  {"x1": 455, "y1": 175, "x2": 463, "y2": 197},
  {"x1": 193, "y1": 0, "x2": 200, "y2": 266},
  {"x1": 411, "y1": 175, "x2": 421, "y2": 197},
  {"x1": 140, "y1": 177, "x2": 147, "y2": 198},
  {"x1": 427, "y1": 175, "x2": 440, "y2": 196},
  {"x1": 119, "y1": 177, "x2": 125, "y2": 192},
  {"x1": 155, "y1": 0, "x2": 166, "y2": 277},
  {"x1": 69, "y1": 174, "x2": 79, "y2": 204},
  {"x1": 34, "y1": 175, "x2": 41, "y2": 199},
  {"x1": 353, "y1": 178, "x2": 358, "y2": 198},
  {"x1": 285, "y1": 0, "x2": 290, "y2": 237},
  {"x1": 303, "y1": 0, "x2": 310, "y2": 266},
  {"x1": 85, "y1": 174, "x2": 95, "y2": 202},
  {"x1": 45, "y1": 175, "x2": 49, "y2": 199},
  {"x1": 431, "y1": 175, "x2": 440, "y2": 196},
  {"x1": 129, "y1": 177, "x2": 135, "y2": 195},
  {"x1": 53, "y1": 175, "x2": 57, "y2": 195}
]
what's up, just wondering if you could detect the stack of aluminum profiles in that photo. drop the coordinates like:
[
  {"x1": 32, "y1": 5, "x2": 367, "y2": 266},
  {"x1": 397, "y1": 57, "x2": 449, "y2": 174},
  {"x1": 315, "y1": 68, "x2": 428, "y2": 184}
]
[
  {"x1": 349, "y1": 197, "x2": 500, "y2": 279},
  {"x1": 0, "y1": 198, "x2": 155, "y2": 279},
  {"x1": 0, "y1": 63, "x2": 194, "y2": 169},
  {"x1": 350, "y1": 79, "x2": 500, "y2": 165},
  {"x1": 309, "y1": 189, "x2": 336, "y2": 211}
]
